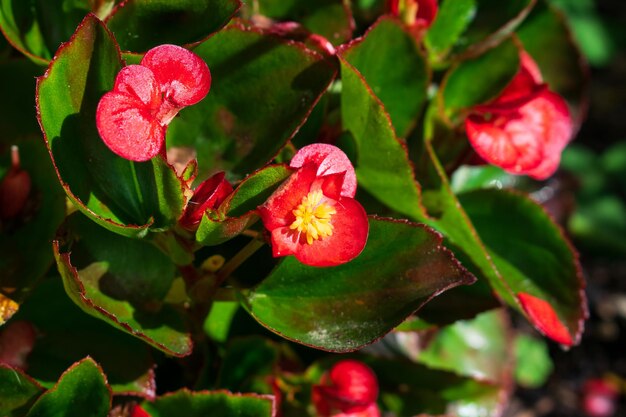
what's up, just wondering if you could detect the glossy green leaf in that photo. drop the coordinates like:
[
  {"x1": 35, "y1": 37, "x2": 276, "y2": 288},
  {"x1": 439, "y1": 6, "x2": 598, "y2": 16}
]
[
  {"x1": 517, "y1": 0, "x2": 588, "y2": 127},
  {"x1": 0, "y1": 366, "x2": 43, "y2": 416},
  {"x1": 37, "y1": 14, "x2": 186, "y2": 238},
  {"x1": 455, "y1": 0, "x2": 536, "y2": 57},
  {"x1": 251, "y1": 0, "x2": 353, "y2": 45},
  {"x1": 0, "y1": 59, "x2": 43, "y2": 139},
  {"x1": 204, "y1": 301, "x2": 240, "y2": 343},
  {"x1": 0, "y1": 0, "x2": 117, "y2": 64},
  {"x1": 514, "y1": 333, "x2": 553, "y2": 388},
  {"x1": 142, "y1": 390, "x2": 275, "y2": 417},
  {"x1": 417, "y1": 309, "x2": 512, "y2": 383},
  {"x1": 26, "y1": 357, "x2": 111, "y2": 417},
  {"x1": 425, "y1": 0, "x2": 477, "y2": 61},
  {"x1": 106, "y1": 0, "x2": 241, "y2": 53},
  {"x1": 440, "y1": 38, "x2": 520, "y2": 121},
  {"x1": 0, "y1": 140, "x2": 66, "y2": 301},
  {"x1": 167, "y1": 25, "x2": 336, "y2": 178},
  {"x1": 338, "y1": 55, "x2": 425, "y2": 220},
  {"x1": 12, "y1": 279, "x2": 155, "y2": 397},
  {"x1": 224, "y1": 165, "x2": 293, "y2": 217},
  {"x1": 340, "y1": 17, "x2": 429, "y2": 138},
  {"x1": 55, "y1": 213, "x2": 192, "y2": 357},
  {"x1": 458, "y1": 189, "x2": 585, "y2": 345},
  {"x1": 243, "y1": 217, "x2": 474, "y2": 352}
]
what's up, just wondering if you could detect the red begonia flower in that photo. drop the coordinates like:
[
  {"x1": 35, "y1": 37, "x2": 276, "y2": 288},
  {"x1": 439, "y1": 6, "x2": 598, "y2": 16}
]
[
  {"x1": 312, "y1": 360, "x2": 380, "y2": 417},
  {"x1": 96, "y1": 44, "x2": 211, "y2": 162},
  {"x1": 387, "y1": 0, "x2": 438, "y2": 28},
  {"x1": 465, "y1": 51, "x2": 572, "y2": 180},
  {"x1": 179, "y1": 171, "x2": 233, "y2": 229},
  {"x1": 518, "y1": 292, "x2": 573, "y2": 346},
  {"x1": 258, "y1": 144, "x2": 368, "y2": 267}
]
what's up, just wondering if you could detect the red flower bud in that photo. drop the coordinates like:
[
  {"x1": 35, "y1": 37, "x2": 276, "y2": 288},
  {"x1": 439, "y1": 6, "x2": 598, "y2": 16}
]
[
  {"x1": 518, "y1": 292, "x2": 573, "y2": 346},
  {"x1": 465, "y1": 51, "x2": 573, "y2": 180},
  {"x1": 387, "y1": 0, "x2": 438, "y2": 29},
  {"x1": 96, "y1": 44, "x2": 211, "y2": 162},
  {"x1": 258, "y1": 144, "x2": 368, "y2": 267},
  {"x1": 313, "y1": 360, "x2": 380, "y2": 417},
  {"x1": 0, "y1": 146, "x2": 32, "y2": 220},
  {"x1": 179, "y1": 171, "x2": 233, "y2": 229},
  {"x1": 583, "y1": 378, "x2": 620, "y2": 417}
]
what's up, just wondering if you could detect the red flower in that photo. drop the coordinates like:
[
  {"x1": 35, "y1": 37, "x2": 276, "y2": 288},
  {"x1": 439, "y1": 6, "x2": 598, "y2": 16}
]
[
  {"x1": 258, "y1": 144, "x2": 368, "y2": 267},
  {"x1": 387, "y1": 0, "x2": 438, "y2": 29},
  {"x1": 465, "y1": 51, "x2": 572, "y2": 180},
  {"x1": 312, "y1": 360, "x2": 380, "y2": 417},
  {"x1": 96, "y1": 44, "x2": 211, "y2": 162},
  {"x1": 179, "y1": 172, "x2": 233, "y2": 229},
  {"x1": 582, "y1": 378, "x2": 620, "y2": 417}
]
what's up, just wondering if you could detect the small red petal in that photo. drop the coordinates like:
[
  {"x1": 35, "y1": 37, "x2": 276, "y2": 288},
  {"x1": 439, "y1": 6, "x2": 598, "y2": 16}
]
[
  {"x1": 130, "y1": 404, "x2": 151, "y2": 417},
  {"x1": 113, "y1": 65, "x2": 162, "y2": 108},
  {"x1": 141, "y1": 44, "x2": 211, "y2": 107},
  {"x1": 258, "y1": 164, "x2": 319, "y2": 231},
  {"x1": 96, "y1": 91, "x2": 166, "y2": 161},
  {"x1": 415, "y1": 0, "x2": 438, "y2": 28},
  {"x1": 290, "y1": 144, "x2": 357, "y2": 197},
  {"x1": 294, "y1": 197, "x2": 369, "y2": 267},
  {"x1": 491, "y1": 51, "x2": 544, "y2": 107},
  {"x1": 518, "y1": 292, "x2": 573, "y2": 346},
  {"x1": 180, "y1": 172, "x2": 233, "y2": 228},
  {"x1": 387, "y1": 0, "x2": 400, "y2": 16}
]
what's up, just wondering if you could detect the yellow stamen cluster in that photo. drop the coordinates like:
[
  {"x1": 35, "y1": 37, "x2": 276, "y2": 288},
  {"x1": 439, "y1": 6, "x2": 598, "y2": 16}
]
[{"x1": 290, "y1": 190, "x2": 336, "y2": 245}]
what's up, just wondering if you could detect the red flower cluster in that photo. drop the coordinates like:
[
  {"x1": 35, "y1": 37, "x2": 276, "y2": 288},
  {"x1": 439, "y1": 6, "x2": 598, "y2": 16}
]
[
  {"x1": 465, "y1": 51, "x2": 572, "y2": 180},
  {"x1": 96, "y1": 44, "x2": 211, "y2": 162},
  {"x1": 387, "y1": 0, "x2": 438, "y2": 29},
  {"x1": 313, "y1": 360, "x2": 380, "y2": 417},
  {"x1": 258, "y1": 144, "x2": 368, "y2": 267}
]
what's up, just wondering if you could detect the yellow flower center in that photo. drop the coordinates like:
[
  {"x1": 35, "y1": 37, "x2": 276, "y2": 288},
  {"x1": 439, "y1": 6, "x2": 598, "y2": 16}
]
[{"x1": 289, "y1": 190, "x2": 336, "y2": 245}]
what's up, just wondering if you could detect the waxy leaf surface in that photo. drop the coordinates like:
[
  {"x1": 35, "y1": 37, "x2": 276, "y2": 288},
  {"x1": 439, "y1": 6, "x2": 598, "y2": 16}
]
[
  {"x1": 338, "y1": 53, "x2": 424, "y2": 220},
  {"x1": 0, "y1": 0, "x2": 116, "y2": 64},
  {"x1": 26, "y1": 358, "x2": 111, "y2": 417},
  {"x1": 251, "y1": 0, "x2": 353, "y2": 45},
  {"x1": 55, "y1": 213, "x2": 192, "y2": 357},
  {"x1": 0, "y1": 59, "x2": 43, "y2": 138},
  {"x1": 425, "y1": 0, "x2": 477, "y2": 61},
  {"x1": 142, "y1": 390, "x2": 275, "y2": 417},
  {"x1": 0, "y1": 366, "x2": 43, "y2": 416},
  {"x1": 167, "y1": 25, "x2": 336, "y2": 178},
  {"x1": 243, "y1": 218, "x2": 474, "y2": 352},
  {"x1": 12, "y1": 279, "x2": 156, "y2": 398},
  {"x1": 37, "y1": 15, "x2": 186, "y2": 237},
  {"x1": 340, "y1": 17, "x2": 429, "y2": 139},
  {"x1": 106, "y1": 0, "x2": 241, "y2": 53}
]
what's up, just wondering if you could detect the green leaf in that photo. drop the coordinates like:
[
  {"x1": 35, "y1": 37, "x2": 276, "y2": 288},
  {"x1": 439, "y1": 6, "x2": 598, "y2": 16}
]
[
  {"x1": 26, "y1": 357, "x2": 111, "y2": 417},
  {"x1": 0, "y1": 140, "x2": 66, "y2": 301},
  {"x1": 514, "y1": 333, "x2": 553, "y2": 388},
  {"x1": 217, "y1": 336, "x2": 279, "y2": 393},
  {"x1": 0, "y1": 366, "x2": 43, "y2": 416},
  {"x1": 12, "y1": 279, "x2": 156, "y2": 397},
  {"x1": 340, "y1": 17, "x2": 429, "y2": 139},
  {"x1": 338, "y1": 54, "x2": 425, "y2": 220},
  {"x1": 455, "y1": 0, "x2": 536, "y2": 57},
  {"x1": 440, "y1": 37, "x2": 520, "y2": 121},
  {"x1": 142, "y1": 390, "x2": 275, "y2": 417},
  {"x1": 204, "y1": 301, "x2": 240, "y2": 343},
  {"x1": 517, "y1": 0, "x2": 589, "y2": 126},
  {"x1": 250, "y1": 0, "x2": 353, "y2": 45},
  {"x1": 167, "y1": 25, "x2": 336, "y2": 178},
  {"x1": 458, "y1": 189, "x2": 585, "y2": 344},
  {"x1": 425, "y1": 0, "x2": 477, "y2": 61},
  {"x1": 105, "y1": 0, "x2": 241, "y2": 53},
  {"x1": 243, "y1": 217, "x2": 474, "y2": 352},
  {"x1": 55, "y1": 213, "x2": 192, "y2": 357},
  {"x1": 0, "y1": 0, "x2": 115, "y2": 64},
  {"x1": 36, "y1": 14, "x2": 186, "y2": 237},
  {"x1": 417, "y1": 310, "x2": 512, "y2": 383}
]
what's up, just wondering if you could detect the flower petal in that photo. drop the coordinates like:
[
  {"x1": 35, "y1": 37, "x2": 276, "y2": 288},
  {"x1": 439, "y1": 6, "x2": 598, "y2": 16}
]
[
  {"x1": 141, "y1": 44, "x2": 211, "y2": 107},
  {"x1": 293, "y1": 196, "x2": 368, "y2": 267},
  {"x1": 180, "y1": 171, "x2": 233, "y2": 228},
  {"x1": 96, "y1": 91, "x2": 165, "y2": 161},
  {"x1": 518, "y1": 292, "x2": 573, "y2": 346},
  {"x1": 290, "y1": 144, "x2": 357, "y2": 197},
  {"x1": 113, "y1": 65, "x2": 161, "y2": 108},
  {"x1": 258, "y1": 163, "x2": 318, "y2": 231}
]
